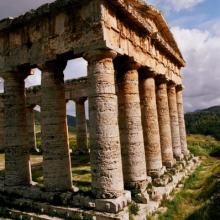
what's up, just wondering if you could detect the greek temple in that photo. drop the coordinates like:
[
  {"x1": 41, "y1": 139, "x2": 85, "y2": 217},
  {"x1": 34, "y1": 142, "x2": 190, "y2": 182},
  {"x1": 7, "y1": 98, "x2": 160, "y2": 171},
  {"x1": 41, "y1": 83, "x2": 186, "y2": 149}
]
[{"x1": 0, "y1": 0, "x2": 199, "y2": 219}]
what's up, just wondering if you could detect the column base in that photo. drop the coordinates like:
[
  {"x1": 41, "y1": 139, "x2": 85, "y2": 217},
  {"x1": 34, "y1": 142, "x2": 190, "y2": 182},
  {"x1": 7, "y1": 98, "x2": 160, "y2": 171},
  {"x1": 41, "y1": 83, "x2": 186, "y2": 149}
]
[
  {"x1": 148, "y1": 166, "x2": 166, "y2": 178},
  {"x1": 174, "y1": 153, "x2": 184, "y2": 161},
  {"x1": 125, "y1": 177, "x2": 152, "y2": 191},
  {"x1": 95, "y1": 191, "x2": 131, "y2": 214},
  {"x1": 162, "y1": 160, "x2": 175, "y2": 168},
  {"x1": 125, "y1": 178, "x2": 152, "y2": 204}
]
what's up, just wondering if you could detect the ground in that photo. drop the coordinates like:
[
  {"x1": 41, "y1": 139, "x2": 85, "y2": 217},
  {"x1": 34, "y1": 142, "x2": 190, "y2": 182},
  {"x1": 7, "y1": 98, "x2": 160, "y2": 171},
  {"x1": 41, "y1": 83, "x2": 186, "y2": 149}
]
[{"x1": 0, "y1": 134, "x2": 220, "y2": 219}]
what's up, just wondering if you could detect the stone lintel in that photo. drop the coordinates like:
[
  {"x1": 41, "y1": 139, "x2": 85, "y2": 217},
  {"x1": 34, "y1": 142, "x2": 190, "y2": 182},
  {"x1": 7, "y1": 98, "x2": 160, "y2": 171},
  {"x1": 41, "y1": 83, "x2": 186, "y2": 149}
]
[{"x1": 84, "y1": 49, "x2": 117, "y2": 63}]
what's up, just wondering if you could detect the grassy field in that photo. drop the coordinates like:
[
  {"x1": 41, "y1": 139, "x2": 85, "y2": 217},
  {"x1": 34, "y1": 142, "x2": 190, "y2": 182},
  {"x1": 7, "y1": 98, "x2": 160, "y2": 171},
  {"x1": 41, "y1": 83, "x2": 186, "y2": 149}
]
[{"x1": 150, "y1": 134, "x2": 220, "y2": 220}]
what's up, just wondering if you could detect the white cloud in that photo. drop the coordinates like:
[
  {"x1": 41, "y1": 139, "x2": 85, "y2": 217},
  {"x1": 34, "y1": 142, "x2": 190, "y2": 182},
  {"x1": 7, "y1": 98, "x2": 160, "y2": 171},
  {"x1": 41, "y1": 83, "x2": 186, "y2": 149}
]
[
  {"x1": 171, "y1": 26, "x2": 220, "y2": 112},
  {"x1": 147, "y1": 0, "x2": 204, "y2": 11}
]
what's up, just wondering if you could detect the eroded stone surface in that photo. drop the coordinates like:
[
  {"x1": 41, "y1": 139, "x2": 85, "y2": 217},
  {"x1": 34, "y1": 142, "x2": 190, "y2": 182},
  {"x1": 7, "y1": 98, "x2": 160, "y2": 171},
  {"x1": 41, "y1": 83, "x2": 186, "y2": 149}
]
[
  {"x1": 3, "y1": 72, "x2": 31, "y2": 186},
  {"x1": 167, "y1": 83, "x2": 183, "y2": 161},
  {"x1": 26, "y1": 107, "x2": 37, "y2": 152},
  {"x1": 156, "y1": 76, "x2": 174, "y2": 168},
  {"x1": 176, "y1": 86, "x2": 189, "y2": 156},
  {"x1": 117, "y1": 64, "x2": 148, "y2": 191},
  {"x1": 40, "y1": 62, "x2": 73, "y2": 191},
  {"x1": 139, "y1": 74, "x2": 163, "y2": 175},
  {"x1": 75, "y1": 98, "x2": 89, "y2": 155},
  {"x1": 85, "y1": 49, "x2": 124, "y2": 199}
]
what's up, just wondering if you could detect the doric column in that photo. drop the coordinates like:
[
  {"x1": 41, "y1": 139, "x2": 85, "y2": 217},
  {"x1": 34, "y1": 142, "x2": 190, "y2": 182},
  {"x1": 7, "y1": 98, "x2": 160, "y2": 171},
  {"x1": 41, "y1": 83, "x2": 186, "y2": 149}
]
[
  {"x1": 75, "y1": 98, "x2": 89, "y2": 155},
  {"x1": 117, "y1": 61, "x2": 148, "y2": 191},
  {"x1": 40, "y1": 61, "x2": 73, "y2": 191},
  {"x1": 0, "y1": 95, "x2": 4, "y2": 152},
  {"x1": 176, "y1": 85, "x2": 189, "y2": 156},
  {"x1": 167, "y1": 82, "x2": 183, "y2": 161},
  {"x1": 26, "y1": 107, "x2": 37, "y2": 152},
  {"x1": 3, "y1": 72, "x2": 31, "y2": 186},
  {"x1": 84, "y1": 49, "x2": 124, "y2": 199},
  {"x1": 139, "y1": 71, "x2": 163, "y2": 177},
  {"x1": 156, "y1": 75, "x2": 174, "y2": 168}
]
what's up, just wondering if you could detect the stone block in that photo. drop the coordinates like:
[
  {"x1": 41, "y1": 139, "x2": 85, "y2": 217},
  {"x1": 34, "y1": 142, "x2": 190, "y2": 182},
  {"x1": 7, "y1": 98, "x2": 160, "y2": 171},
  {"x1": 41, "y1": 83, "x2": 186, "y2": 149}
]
[{"x1": 95, "y1": 191, "x2": 131, "y2": 213}]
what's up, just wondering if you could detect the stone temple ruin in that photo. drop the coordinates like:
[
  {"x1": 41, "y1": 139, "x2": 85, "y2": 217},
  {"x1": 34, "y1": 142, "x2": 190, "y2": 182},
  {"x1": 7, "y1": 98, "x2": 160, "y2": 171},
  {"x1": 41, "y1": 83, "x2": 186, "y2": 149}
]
[{"x1": 0, "y1": 0, "x2": 200, "y2": 219}]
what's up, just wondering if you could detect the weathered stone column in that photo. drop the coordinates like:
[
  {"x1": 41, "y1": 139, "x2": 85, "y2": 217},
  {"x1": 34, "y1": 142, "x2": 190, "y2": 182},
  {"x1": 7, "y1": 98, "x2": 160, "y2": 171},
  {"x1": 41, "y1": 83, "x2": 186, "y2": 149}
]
[
  {"x1": 40, "y1": 61, "x2": 73, "y2": 191},
  {"x1": 176, "y1": 85, "x2": 189, "y2": 156},
  {"x1": 26, "y1": 107, "x2": 37, "y2": 152},
  {"x1": 167, "y1": 82, "x2": 183, "y2": 161},
  {"x1": 75, "y1": 98, "x2": 89, "y2": 155},
  {"x1": 85, "y1": 49, "x2": 124, "y2": 199},
  {"x1": 117, "y1": 61, "x2": 148, "y2": 192},
  {"x1": 3, "y1": 72, "x2": 31, "y2": 186},
  {"x1": 156, "y1": 75, "x2": 174, "y2": 168},
  {"x1": 139, "y1": 71, "x2": 163, "y2": 177},
  {"x1": 0, "y1": 95, "x2": 4, "y2": 152}
]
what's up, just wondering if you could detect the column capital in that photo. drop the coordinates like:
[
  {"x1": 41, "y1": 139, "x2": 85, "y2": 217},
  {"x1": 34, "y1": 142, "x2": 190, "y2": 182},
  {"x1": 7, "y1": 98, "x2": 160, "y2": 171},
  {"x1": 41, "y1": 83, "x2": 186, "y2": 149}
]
[
  {"x1": 139, "y1": 67, "x2": 157, "y2": 79},
  {"x1": 155, "y1": 74, "x2": 168, "y2": 85},
  {"x1": 176, "y1": 84, "x2": 184, "y2": 91},
  {"x1": 115, "y1": 56, "x2": 141, "y2": 73},
  {"x1": 1, "y1": 66, "x2": 31, "y2": 81},
  {"x1": 167, "y1": 80, "x2": 177, "y2": 88},
  {"x1": 74, "y1": 97, "x2": 87, "y2": 104},
  {"x1": 84, "y1": 49, "x2": 117, "y2": 62},
  {"x1": 38, "y1": 59, "x2": 67, "y2": 73}
]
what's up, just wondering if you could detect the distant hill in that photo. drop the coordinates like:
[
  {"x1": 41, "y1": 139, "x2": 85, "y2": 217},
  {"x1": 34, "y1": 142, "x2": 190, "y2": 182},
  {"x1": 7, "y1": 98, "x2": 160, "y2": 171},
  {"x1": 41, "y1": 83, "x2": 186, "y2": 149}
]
[
  {"x1": 34, "y1": 111, "x2": 76, "y2": 127},
  {"x1": 185, "y1": 106, "x2": 220, "y2": 140}
]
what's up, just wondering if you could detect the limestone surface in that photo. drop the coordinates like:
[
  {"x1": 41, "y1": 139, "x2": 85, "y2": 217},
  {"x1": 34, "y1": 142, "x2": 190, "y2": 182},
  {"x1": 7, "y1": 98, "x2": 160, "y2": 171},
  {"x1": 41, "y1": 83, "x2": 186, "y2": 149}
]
[
  {"x1": 117, "y1": 66, "x2": 147, "y2": 190},
  {"x1": 139, "y1": 74, "x2": 163, "y2": 175},
  {"x1": 156, "y1": 76, "x2": 174, "y2": 167}
]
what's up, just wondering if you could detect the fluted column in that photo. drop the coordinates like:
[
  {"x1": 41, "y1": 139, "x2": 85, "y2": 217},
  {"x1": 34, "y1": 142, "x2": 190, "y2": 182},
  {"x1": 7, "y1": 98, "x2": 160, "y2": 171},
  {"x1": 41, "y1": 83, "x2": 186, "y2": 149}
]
[
  {"x1": 167, "y1": 82, "x2": 183, "y2": 161},
  {"x1": 0, "y1": 95, "x2": 4, "y2": 152},
  {"x1": 84, "y1": 49, "x2": 124, "y2": 199},
  {"x1": 117, "y1": 62, "x2": 148, "y2": 190},
  {"x1": 176, "y1": 85, "x2": 189, "y2": 156},
  {"x1": 75, "y1": 98, "x2": 88, "y2": 155},
  {"x1": 139, "y1": 71, "x2": 163, "y2": 177},
  {"x1": 156, "y1": 75, "x2": 174, "y2": 168},
  {"x1": 26, "y1": 107, "x2": 37, "y2": 152},
  {"x1": 40, "y1": 61, "x2": 73, "y2": 191},
  {"x1": 3, "y1": 72, "x2": 31, "y2": 186}
]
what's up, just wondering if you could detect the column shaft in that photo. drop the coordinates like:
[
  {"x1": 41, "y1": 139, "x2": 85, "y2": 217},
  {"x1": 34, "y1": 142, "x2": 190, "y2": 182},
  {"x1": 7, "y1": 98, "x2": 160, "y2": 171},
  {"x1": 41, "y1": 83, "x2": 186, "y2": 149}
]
[
  {"x1": 156, "y1": 79, "x2": 174, "y2": 167},
  {"x1": 4, "y1": 73, "x2": 31, "y2": 186},
  {"x1": 0, "y1": 96, "x2": 4, "y2": 151},
  {"x1": 140, "y1": 75, "x2": 163, "y2": 176},
  {"x1": 26, "y1": 107, "x2": 37, "y2": 152},
  {"x1": 118, "y1": 68, "x2": 147, "y2": 189},
  {"x1": 176, "y1": 87, "x2": 189, "y2": 156},
  {"x1": 41, "y1": 63, "x2": 73, "y2": 191},
  {"x1": 75, "y1": 99, "x2": 88, "y2": 155},
  {"x1": 86, "y1": 50, "x2": 124, "y2": 199},
  {"x1": 167, "y1": 83, "x2": 183, "y2": 160}
]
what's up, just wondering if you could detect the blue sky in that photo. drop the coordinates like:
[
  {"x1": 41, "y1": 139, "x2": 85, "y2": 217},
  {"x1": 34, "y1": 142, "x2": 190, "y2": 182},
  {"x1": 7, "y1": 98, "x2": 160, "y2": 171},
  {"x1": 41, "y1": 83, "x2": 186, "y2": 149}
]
[
  {"x1": 165, "y1": 0, "x2": 220, "y2": 29},
  {"x1": 0, "y1": 0, "x2": 219, "y2": 113}
]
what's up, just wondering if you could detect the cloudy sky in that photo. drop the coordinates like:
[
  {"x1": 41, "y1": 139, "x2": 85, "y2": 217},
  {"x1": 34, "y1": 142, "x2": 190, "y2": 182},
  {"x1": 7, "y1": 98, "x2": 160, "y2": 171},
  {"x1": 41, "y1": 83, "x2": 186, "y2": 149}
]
[{"x1": 0, "y1": 0, "x2": 220, "y2": 113}]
